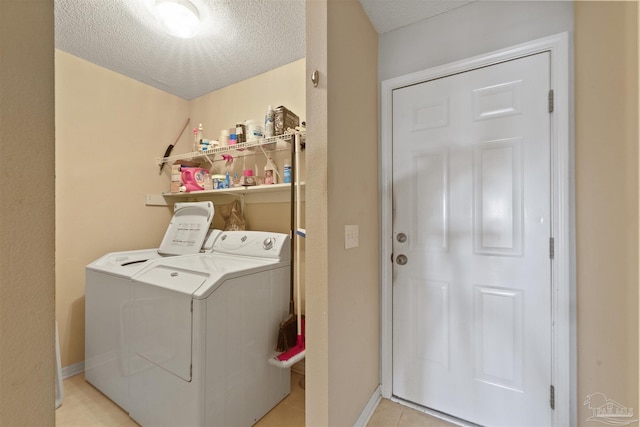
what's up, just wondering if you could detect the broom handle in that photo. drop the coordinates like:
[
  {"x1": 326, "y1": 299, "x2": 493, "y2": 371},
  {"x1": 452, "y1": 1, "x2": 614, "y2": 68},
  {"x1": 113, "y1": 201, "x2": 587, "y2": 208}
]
[
  {"x1": 295, "y1": 133, "x2": 303, "y2": 336},
  {"x1": 288, "y1": 132, "x2": 296, "y2": 315}
]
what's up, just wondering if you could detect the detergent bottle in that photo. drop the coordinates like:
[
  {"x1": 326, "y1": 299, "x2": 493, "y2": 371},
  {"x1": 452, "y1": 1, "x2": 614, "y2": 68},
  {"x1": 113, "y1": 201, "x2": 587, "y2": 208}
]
[{"x1": 181, "y1": 167, "x2": 210, "y2": 192}]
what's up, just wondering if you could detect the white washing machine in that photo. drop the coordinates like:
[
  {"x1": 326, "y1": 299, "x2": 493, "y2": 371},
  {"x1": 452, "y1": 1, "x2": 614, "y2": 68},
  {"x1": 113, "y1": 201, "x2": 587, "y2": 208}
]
[
  {"x1": 85, "y1": 202, "x2": 217, "y2": 411},
  {"x1": 127, "y1": 230, "x2": 291, "y2": 427}
]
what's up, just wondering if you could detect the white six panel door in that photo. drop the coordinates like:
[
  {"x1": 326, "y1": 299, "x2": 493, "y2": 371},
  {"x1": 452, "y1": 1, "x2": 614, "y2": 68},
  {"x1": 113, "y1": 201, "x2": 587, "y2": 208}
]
[{"x1": 392, "y1": 52, "x2": 552, "y2": 426}]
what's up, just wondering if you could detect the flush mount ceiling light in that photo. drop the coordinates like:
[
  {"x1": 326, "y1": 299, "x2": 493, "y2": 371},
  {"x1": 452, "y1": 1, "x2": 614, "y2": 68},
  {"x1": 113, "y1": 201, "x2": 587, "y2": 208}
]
[{"x1": 155, "y1": 0, "x2": 201, "y2": 38}]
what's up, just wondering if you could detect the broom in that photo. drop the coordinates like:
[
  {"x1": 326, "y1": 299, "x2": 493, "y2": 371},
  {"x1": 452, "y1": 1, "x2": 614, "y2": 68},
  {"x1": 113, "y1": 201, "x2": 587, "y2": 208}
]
[
  {"x1": 159, "y1": 118, "x2": 190, "y2": 173},
  {"x1": 275, "y1": 132, "x2": 298, "y2": 352},
  {"x1": 275, "y1": 132, "x2": 305, "y2": 364}
]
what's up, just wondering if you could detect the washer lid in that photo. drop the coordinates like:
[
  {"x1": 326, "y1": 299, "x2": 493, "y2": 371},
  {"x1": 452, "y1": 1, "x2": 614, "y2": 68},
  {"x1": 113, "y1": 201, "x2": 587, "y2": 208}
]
[
  {"x1": 133, "y1": 263, "x2": 210, "y2": 295},
  {"x1": 158, "y1": 202, "x2": 214, "y2": 256},
  {"x1": 86, "y1": 248, "x2": 163, "y2": 277}
]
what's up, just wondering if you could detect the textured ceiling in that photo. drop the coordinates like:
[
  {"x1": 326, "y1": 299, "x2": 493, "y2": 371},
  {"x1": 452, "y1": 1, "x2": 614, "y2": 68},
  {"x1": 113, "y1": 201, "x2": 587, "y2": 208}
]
[
  {"x1": 54, "y1": 0, "x2": 306, "y2": 100},
  {"x1": 360, "y1": 0, "x2": 474, "y2": 34},
  {"x1": 54, "y1": 0, "x2": 474, "y2": 100}
]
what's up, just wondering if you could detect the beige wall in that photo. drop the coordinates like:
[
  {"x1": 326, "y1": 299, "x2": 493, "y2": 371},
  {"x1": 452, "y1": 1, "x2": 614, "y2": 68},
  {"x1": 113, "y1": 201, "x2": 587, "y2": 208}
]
[
  {"x1": 306, "y1": 0, "x2": 380, "y2": 425},
  {"x1": 56, "y1": 53, "x2": 306, "y2": 367},
  {"x1": 306, "y1": 0, "x2": 330, "y2": 423},
  {"x1": 0, "y1": 1, "x2": 56, "y2": 425},
  {"x1": 575, "y1": 2, "x2": 639, "y2": 422},
  {"x1": 55, "y1": 50, "x2": 189, "y2": 366},
  {"x1": 326, "y1": 3, "x2": 379, "y2": 424}
]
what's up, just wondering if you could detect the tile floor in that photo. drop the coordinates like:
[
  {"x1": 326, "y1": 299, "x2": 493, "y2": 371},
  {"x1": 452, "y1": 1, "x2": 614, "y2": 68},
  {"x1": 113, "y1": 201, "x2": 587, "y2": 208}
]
[
  {"x1": 366, "y1": 399, "x2": 457, "y2": 427},
  {"x1": 55, "y1": 373, "x2": 455, "y2": 427},
  {"x1": 55, "y1": 373, "x2": 139, "y2": 427}
]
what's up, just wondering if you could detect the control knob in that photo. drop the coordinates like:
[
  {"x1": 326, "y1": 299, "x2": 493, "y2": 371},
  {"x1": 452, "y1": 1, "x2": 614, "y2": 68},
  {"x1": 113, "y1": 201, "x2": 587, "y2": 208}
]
[{"x1": 263, "y1": 238, "x2": 274, "y2": 250}]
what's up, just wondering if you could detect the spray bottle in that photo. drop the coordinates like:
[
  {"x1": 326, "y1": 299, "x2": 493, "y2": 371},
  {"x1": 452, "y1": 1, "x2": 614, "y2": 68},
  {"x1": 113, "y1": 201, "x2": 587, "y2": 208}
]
[
  {"x1": 264, "y1": 157, "x2": 278, "y2": 185},
  {"x1": 264, "y1": 105, "x2": 275, "y2": 138}
]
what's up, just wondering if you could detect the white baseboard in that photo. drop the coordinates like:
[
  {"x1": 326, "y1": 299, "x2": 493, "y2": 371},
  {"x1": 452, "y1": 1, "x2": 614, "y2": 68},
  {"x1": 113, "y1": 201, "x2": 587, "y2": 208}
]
[
  {"x1": 64, "y1": 358, "x2": 300, "y2": 379},
  {"x1": 353, "y1": 385, "x2": 382, "y2": 427},
  {"x1": 61, "y1": 361, "x2": 84, "y2": 379}
]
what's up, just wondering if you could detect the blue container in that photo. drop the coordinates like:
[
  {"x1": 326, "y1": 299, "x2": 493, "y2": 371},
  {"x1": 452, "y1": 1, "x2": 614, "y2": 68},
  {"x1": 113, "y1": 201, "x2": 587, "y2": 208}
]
[{"x1": 283, "y1": 164, "x2": 292, "y2": 183}]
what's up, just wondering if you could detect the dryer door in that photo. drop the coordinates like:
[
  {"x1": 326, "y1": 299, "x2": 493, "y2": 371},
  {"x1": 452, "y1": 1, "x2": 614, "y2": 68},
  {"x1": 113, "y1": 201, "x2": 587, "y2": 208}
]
[{"x1": 132, "y1": 266, "x2": 208, "y2": 381}]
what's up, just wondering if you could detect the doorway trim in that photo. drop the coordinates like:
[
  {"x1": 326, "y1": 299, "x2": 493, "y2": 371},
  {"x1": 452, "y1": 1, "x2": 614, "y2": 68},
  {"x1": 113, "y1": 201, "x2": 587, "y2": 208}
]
[{"x1": 380, "y1": 32, "x2": 573, "y2": 426}]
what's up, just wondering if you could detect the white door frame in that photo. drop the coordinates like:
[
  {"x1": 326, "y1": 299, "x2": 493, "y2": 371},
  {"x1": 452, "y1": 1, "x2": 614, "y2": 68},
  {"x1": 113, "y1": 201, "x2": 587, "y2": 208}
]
[{"x1": 380, "y1": 32, "x2": 574, "y2": 426}]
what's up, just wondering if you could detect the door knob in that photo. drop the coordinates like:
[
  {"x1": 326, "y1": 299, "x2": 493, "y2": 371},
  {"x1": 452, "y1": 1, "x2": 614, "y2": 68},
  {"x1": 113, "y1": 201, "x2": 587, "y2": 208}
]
[{"x1": 396, "y1": 254, "x2": 408, "y2": 265}]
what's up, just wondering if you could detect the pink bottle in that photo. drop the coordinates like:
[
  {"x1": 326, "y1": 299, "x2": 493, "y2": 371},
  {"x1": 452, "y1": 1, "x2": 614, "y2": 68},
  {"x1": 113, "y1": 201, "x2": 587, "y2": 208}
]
[{"x1": 181, "y1": 167, "x2": 209, "y2": 192}]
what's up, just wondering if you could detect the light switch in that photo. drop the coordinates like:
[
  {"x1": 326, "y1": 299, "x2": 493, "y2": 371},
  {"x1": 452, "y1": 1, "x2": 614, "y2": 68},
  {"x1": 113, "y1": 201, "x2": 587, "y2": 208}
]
[{"x1": 345, "y1": 225, "x2": 359, "y2": 249}]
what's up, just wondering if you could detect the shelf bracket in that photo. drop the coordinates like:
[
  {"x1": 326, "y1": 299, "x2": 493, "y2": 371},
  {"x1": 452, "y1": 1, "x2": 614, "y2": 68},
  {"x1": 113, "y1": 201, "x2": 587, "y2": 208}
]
[
  {"x1": 240, "y1": 193, "x2": 246, "y2": 213},
  {"x1": 201, "y1": 153, "x2": 215, "y2": 167}
]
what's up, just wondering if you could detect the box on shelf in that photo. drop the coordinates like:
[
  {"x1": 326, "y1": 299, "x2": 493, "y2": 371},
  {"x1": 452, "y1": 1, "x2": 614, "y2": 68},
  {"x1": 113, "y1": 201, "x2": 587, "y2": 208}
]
[
  {"x1": 275, "y1": 106, "x2": 299, "y2": 136},
  {"x1": 173, "y1": 160, "x2": 201, "y2": 168},
  {"x1": 170, "y1": 182, "x2": 181, "y2": 193}
]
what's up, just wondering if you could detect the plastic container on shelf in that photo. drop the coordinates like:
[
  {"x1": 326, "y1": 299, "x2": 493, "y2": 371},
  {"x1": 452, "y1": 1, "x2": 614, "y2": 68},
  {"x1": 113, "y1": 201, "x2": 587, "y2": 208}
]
[
  {"x1": 264, "y1": 157, "x2": 278, "y2": 185},
  {"x1": 264, "y1": 105, "x2": 275, "y2": 138},
  {"x1": 235, "y1": 123, "x2": 246, "y2": 144},
  {"x1": 240, "y1": 169, "x2": 256, "y2": 186},
  {"x1": 219, "y1": 130, "x2": 229, "y2": 147},
  {"x1": 181, "y1": 167, "x2": 210, "y2": 192},
  {"x1": 283, "y1": 163, "x2": 292, "y2": 183},
  {"x1": 246, "y1": 120, "x2": 263, "y2": 142}
]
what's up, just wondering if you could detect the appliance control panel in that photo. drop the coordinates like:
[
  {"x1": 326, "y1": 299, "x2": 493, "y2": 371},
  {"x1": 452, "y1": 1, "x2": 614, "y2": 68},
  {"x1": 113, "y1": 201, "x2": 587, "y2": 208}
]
[{"x1": 213, "y1": 231, "x2": 290, "y2": 261}]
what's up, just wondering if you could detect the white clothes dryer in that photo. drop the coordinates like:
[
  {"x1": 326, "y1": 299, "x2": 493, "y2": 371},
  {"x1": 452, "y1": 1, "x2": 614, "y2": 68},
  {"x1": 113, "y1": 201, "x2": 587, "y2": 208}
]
[
  {"x1": 127, "y1": 230, "x2": 291, "y2": 427},
  {"x1": 85, "y1": 202, "x2": 217, "y2": 411}
]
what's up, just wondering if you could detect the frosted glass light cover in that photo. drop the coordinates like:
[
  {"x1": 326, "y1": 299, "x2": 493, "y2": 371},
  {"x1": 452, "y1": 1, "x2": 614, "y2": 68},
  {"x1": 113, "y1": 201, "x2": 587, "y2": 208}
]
[{"x1": 156, "y1": 1, "x2": 200, "y2": 38}]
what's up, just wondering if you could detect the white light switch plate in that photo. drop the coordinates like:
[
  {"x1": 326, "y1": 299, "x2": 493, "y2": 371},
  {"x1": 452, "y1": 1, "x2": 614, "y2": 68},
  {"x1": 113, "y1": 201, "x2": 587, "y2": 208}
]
[{"x1": 345, "y1": 225, "x2": 359, "y2": 249}]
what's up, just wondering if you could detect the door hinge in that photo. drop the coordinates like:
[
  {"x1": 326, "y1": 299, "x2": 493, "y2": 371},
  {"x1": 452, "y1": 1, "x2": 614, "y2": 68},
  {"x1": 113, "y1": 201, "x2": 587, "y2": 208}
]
[
  {"x1": 550, "y1": 384, "x2": 555, "y2": 409},
  {"x1": 191, "y1": 300, "x2": 193, "y2": 312},
  {"x1": 549, "y1": 237, "x2": 555, "y2": 260},
  {"x1": 548, "y1": 89, "x2": 554, "y2": 113}
]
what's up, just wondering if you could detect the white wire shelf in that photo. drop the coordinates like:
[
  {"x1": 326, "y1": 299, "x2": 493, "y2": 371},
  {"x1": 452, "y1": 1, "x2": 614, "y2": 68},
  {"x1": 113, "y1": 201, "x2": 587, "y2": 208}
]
[
  {"x1": 145, "y1": 182, "x2": 305, "y2": 206},
  {"x1": 156, "y1": 133, "x2": 297, "y2": 165},
  {"x1": 162, "y1": 182, "x2": 304, "y2": 197}
]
